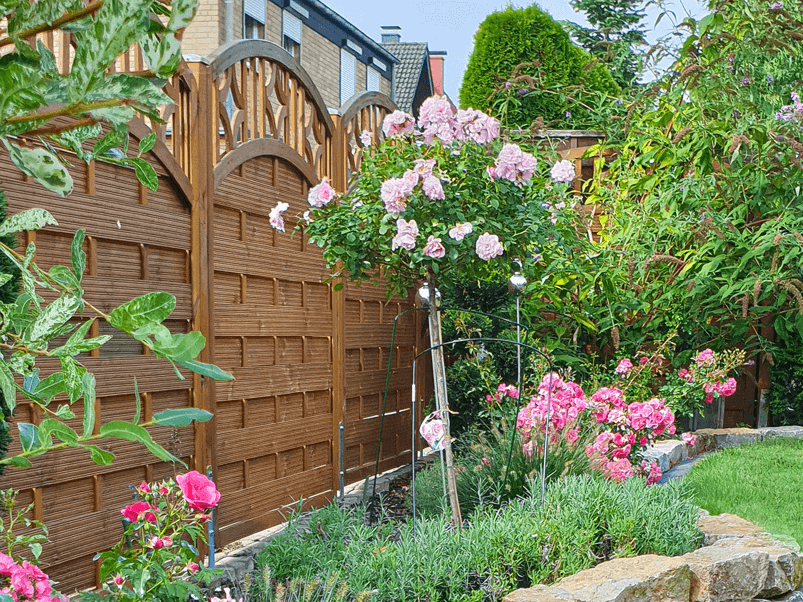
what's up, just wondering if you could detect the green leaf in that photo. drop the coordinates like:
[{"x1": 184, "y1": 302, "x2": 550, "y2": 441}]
[
  {"x1": 0, "y1": 59, "x2": 44, "y2": 123},
  {"x1": 48, "y1": 265, "x2": 81, "y2": 293},
  {"x1": 29, "y1": 543, "x2": 42, "y2": 560},
  {"x1": 138, "y1": 132, "x2": 156, "y2": 155},
  {"x1": 25, "y1": 295, "x2": 80, "y2": 342},
  {"x1": 18, "y1": 422, "x2": 39, "y2": 452},
  {"x1": 128, "y1": 157, "x2": 158, "y2": 191},
  {"x1": 83, "y1": 444, "x2": 114, "y2": 465},
  {"x1": 59, "y1": 356, "x2": 86, "y2": 403},
  {"x1": 152, "y1": 408, "x2": 213, "y2": 427},
  {"x1": 0, "y1": 208, "x2": 57, "y2": 236},
  {"x1": 98, "y1": 421, "x2": 182, "y2": 464},
  {"x1": 1, "y1": 138, "x2": 72, "y2": 196},
  {"x1": 82, "y1": 373, "x2": 96, "y2": 437},
  {"x1": 178, "y1": 359, "x2": 234, "y2": 381},
  {"x1": 0, "y1": 362, "x2": 16, "y2": 418},
  {"x1": 139, "y1": 34, "x2": 182, "y2": 79},
  {"x1": 167, "y1": 0, "x2": 197, "y2": 30},
  {"x1": 71, "y1": 229, "x2": 86, "y2": 281},
  {"x1": 109, "y1": 292, "x2": 176, "y2": 333},
  {"x1": 38, "y1": 418, "x2": 78, "y2": 445},
  {"x1": 132, "y1": 378, "x2": 141, "y2": 424},
  {"x1": 53, "y1": 404, "x2": 75, "y2": 420},
  {"x1": 33, "y1": 372, "x2": 64, "y2": 402},
  {"x1": 4, "y1": 456, "x2": 32, "y2": 468}
]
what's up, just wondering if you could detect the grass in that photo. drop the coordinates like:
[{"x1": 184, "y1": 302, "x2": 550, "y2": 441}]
[
  {"x1": 251, "y1": 475, "x2": 701, "y2": 602},
  {"x1": 685, "y1": 437, "x2": 803, "y2": 547}
]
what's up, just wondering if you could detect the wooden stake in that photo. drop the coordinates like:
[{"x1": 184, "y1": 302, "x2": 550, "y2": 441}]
[{"x1": 426, "y1": 279, "x2": 462, "y2": 528}]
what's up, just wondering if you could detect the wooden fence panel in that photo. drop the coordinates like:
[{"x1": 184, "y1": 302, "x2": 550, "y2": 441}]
[{"x1": 1, "y1": 141, "x2": 197, "y2": 592}]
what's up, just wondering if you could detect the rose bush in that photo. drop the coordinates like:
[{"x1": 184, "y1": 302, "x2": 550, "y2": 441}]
[
  {"x1": 270, "y1": 96, "x2": 583, "y2": 297},
  {"x1": 79, "y1": 472, "x2": 220, "y2": 602}
]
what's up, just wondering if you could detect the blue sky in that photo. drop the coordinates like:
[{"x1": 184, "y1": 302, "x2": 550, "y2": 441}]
[{"x1": 323, "y1": 0, "x2": 710, "y2": 103}]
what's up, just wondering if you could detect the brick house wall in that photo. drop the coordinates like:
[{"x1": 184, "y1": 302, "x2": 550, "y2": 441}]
[{"x1": 181, "y1": 0, "x2": 395, "y2": 111}]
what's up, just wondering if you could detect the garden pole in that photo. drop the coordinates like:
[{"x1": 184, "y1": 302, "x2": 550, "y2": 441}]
[
  {"x1": 508, "y1": 259, "x2": 527, "y2": 394},
  {"x1": 421, "y1": 280, "x2": 463, "y2": 527}
]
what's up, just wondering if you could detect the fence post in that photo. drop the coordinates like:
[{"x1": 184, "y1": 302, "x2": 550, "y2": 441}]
[
  {"x1": 186, "y1": 56, "x2": 218, "y2": 488},
  {"x1": 330, "y1": 111, "x2": 347, "y2": 496}
]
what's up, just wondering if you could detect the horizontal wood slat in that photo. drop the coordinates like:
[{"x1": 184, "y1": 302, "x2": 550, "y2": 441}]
[
  {"x1": 216, "y1": 415, "x2": 333, "y2": 465},
  {"x1": 215, "y1": 465, "x2": 333, "y2": 535},
  {"x1": 344, "y1": 366, "x2": 413, "y2": 398},
  {"x1": 4, "y1": 190, "x2": 191, "y2": 250},
  {"x1": 215, "y1": 364, "x2": 332, "y2": 401},
  {"x1": 345, "y1": 323, "x2": 415, "y2": 348},
  {"x1": 215, "y1": 305, "x2": 332, "y2": 336},
  {"x1": 214, "y1": 239, "x2": 331, "y2": 282}
]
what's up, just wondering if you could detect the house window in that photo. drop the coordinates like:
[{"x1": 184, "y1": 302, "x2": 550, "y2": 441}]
[
  {"x1": 340, "y1": 49, "x2": 356, "y2": 106},
  {"x1": 244, "y1": 0, "x2": 265, "y2": 33},
  {"x1": 283, "y1": 10, "x2": 302, "y2": 58},
  {"x1": 245, "y1": 15, "x2": 264, "y2": 39},
  {"x1": 367, "y1": 65, "x2": 380, "y2": 92}
]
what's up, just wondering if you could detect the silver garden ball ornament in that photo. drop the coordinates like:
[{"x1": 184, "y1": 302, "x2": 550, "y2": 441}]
[
  {"x1": 508, "y1": 258, "x2": 528, "y2": 296},
  {"x1": 416, "y1": 282, "x2": 442, "y2": 309}
]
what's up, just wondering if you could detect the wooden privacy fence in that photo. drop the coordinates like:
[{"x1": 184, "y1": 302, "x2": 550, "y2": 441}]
[{"x1": 1, "y1": 38, "x2": 421, "y2": 592}]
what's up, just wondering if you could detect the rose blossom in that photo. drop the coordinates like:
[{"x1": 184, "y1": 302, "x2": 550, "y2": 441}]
[
  {"x1": 493, "y1": 144, "x2": 537, "y2": 182},
  {"x1": 448, "y1": 222, "x2": 473, "y2": 241},
  {"x1": 413, "y1": 158, "x2": 436, "y2": 178},
  {"x1": 475, "y1": 232, "x2": 503, "y2": 261},
  {"x1": 549, "y1": 159, "x2": 575, "y2": 184},
  {"x1": 136, "y1": 481, "x2": 151, "y2": 494},
  {"x1": 695, "y1": 348, "x2": 715, "y2": 366},
  {"x1": 615, "y1": 358, "x2": 633, "y2": 376},
  {"x1": 382, "y1": 110, "x2": 415, "y2": 138},
  {"x1": 391, "y1": 218, "x2": 419, "y2": 251},
  {"x1": 682, "y1": 432, "x2": 696, "y2": 446},
  {"x1": 422, "y1": 235, "x2": 446, "y2": 258},
  {"x1": 380, "y1": 176, "x2": 415, "y2": 214},
  {"x1": 269, "y1": 202, "x2": 289, "y2": 232},
  {"x1": 455, "y1": 108, "x2": 500, "y2": 144},
  {"x1": 418, "y1": 97, "x2": 457, "y2": 145},
  {"x1": 422, "y1": 176, "x2": 444, "y2": 200},
  {"x1": 121, "y1": 501, "x2": 157, "y2": 523},
  {"x1": 717, "y1": 377, "x2": 737, "y2": 397},
  {"x1": 307, "y1": 177, "x2": 336, "y2": 207},
  {"x1": 359, "y1": 130, "x2": 372, "y2": 146},
  {"x1": 176, "y1": 471, "x2": 221, "y2": 512}
]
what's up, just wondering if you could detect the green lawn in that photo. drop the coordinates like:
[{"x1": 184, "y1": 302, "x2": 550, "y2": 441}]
[{"x1": 685, "y1": 437, "x2": 803, "y2": 547}]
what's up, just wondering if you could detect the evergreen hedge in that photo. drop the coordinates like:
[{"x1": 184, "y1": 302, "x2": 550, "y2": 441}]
[{"x1": 460, "y1": 5, "x2": 619, "y2": 126}]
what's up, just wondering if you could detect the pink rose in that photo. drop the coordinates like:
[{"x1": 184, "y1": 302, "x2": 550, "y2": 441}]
[
  {"x1": 380, "y1": 176, "x2": 414, "y2": 214},
  {"x1": 422, "y1": 235, "x2": 446, "y2": 258},
  {"x1": 456, "y1": 108, "x2": 500, "y2": 144},
  {"x1": 475, "y1": 232, "x2": 503, "y2": 261},
  {"x1": 113, "y1": 575, "x2": 124, "y2": 586},
  {"x1": 639, "y1": 356, "x2": 648, "y2": 365},
  {"x1": 269, "y1": 202, "x2": 289, "y2": 233},
  {"x1": 359, "y1": 130, "x2": 372, "y2": 147},
  {"x1": 0, "y1": 553, "x2": 15, "y2": 576},
  {"x1": 413, "y1": 158, "x2": 436, "y2": 178},
  {"x1": 418, "y1": 97, "x2": 457, "y2": 145},
  {"x1": 382, "y1": 110, "x2": 415, "y2": 138},
  {"x1": 695, "y1": 348, "x2": 715, "y2": 366},
  {"x1": 176, "y1": 471, "x2": 221, "y2": 512},
  {"x1": 307, "y1": 177, "x2": 336, "y2": 208},
  {"x1": 136, "y1": 481, "x2": 151, "y2": 494},
  {"x1": 448, "y1": 222, "x2": 473, "y2": 241},
  {"x1": 682, "y1": 432, "x2": 696, "y2": 446},
  {"x1": 549, "y1": 159, "x2": 575, "y2": 183},
  {"x1": 718, "y1": 377, "x2": 737, "y2": 397},
  {"x1": 614, "y1": 358, "x2": 633, "y2": 376},
  {"x1": 391, "y1": 218, "x2": 419, "y2": 251},
  {"x1": 121, "y1": 501, "x2": 157, "y2": 523},
  {"x1": 565, "y1": 429, "x2": 579, "y2": 444},
  {"x1": 422, "y1": 176, "x2": 444, "y2": 200}
]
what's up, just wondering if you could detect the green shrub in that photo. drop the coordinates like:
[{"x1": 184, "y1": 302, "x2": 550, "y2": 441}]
[
  {"x1": 253, "y1": 475, "x2": 701, "y2": 602},
  {"x1": 459, "y1": 5, "x2": 619, "y2": 127},
  {"x1": 0, "y1": 191, "x2": 19, "y2": 474}
]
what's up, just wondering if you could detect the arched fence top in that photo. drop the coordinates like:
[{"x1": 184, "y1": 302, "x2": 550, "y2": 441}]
[
  {"x1": 206, "y1": 39, "x2": 335, "y2": 182},
  {"x1": 206, "y1": 39, "x2": 334, "y2": 136},
  {"x1": 339, "y1": 91, "x2": 397, "y2": 125}
]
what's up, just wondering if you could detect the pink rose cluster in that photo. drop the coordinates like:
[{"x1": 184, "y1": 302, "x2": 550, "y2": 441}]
[
  {"x1": 678, "y1": 348, "x2": 740, "y2": 404},
  {"x1": 585, "y1": 388, "x2": 678, "y2": 484},
  {"x1": 0, "y1": 553, "x2": 65, "y2": 602},
  {"x1": 614, "y1": 358, "x2": 633, "y2": 378},
  {"x1": 549, "y1": 160, "x2": 575, "y2": 184},
  {"x1": 381, "y1": 99, "x2": 501, "y2": 148},
  {"x1": 488, "y1": 144, "x2": 537, "y2": 182},
  {"x1": 380, "y1": 159, "x2": 444, "y2": 214},
  {"x1": 776, "y1": 91, "x2": 803, "y2": 123},
  {"x1": 516, "y1": 374, "x2": 588, "y2": 452}
]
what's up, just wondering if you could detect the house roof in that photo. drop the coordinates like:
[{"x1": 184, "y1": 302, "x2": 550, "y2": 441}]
[{"x1": 382, "y1": 41, "x2": 431, "y2": 114}]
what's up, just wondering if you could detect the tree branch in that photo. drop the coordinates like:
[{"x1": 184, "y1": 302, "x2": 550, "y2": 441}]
[
  {"x1": 5, "y1": 98, "x2": 127, "y2": 126},
  {"x1": 0, "y1": 0, "x2": 104, "y2": 49}
]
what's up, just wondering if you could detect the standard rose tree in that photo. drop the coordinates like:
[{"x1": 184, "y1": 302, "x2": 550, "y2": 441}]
[{"x1": 270, "y1": 96, "x2": 581, "y2": 297}]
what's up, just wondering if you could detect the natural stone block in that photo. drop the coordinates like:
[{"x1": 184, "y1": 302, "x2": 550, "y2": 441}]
[
  {"x1": 759, "y1": 426, "x2": 803, "y2": 441},
  {"x1": 698, "y1": 513, "x2": 761, "y2": 545},
  {"x1": 712, "y1": 428, "x2": 760, "y2": 450},
  {"x1": 504, "y1": 555, "x2": 692, "y2": 602}
]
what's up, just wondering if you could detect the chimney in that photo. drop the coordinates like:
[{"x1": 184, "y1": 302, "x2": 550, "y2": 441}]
[
  {"x1": 429, "y1": 51, "x2": 447, "y2": 96},
  {"x1": 381, "y1": 25, "x2": 401, "y2": 44}
]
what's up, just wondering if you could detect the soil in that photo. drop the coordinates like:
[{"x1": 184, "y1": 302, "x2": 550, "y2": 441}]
[{"x1": 365, "y1": 472, "x2": 414, "y2": 525}]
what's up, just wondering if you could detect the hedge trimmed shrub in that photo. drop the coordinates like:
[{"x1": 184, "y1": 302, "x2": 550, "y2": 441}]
[{"x1": 460, "y1": 5, "x2": 619, "y2": 127}]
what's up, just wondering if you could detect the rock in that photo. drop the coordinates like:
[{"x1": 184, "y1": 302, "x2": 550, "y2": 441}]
[
  {"x1": 710, "y1": 428, "x2": 760, "y2": 450},
  {"x1": 754, "y1": 588, "x2": 803, "y2": 601},
  {"x1": 759, "y1": 426, "x2": 803, "y2": 441},
  {"x1": 210, "y1": 554, "x2": 255, "y2": 590},
  {"x1": 698, "y1": 513, "x2": 762, "y2": 546},
  {"x1": 715, "y1": 535, "x2": 803, "y2": 598},
  {"x1": 504, "y1": 555, "x2": 692, "y2": 602}
]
